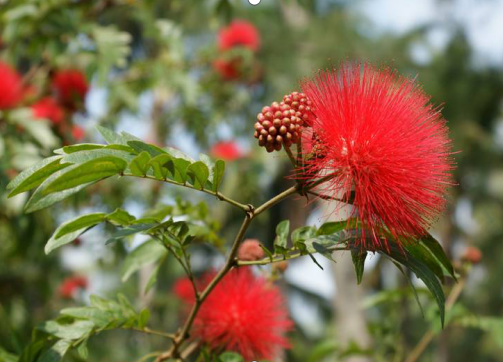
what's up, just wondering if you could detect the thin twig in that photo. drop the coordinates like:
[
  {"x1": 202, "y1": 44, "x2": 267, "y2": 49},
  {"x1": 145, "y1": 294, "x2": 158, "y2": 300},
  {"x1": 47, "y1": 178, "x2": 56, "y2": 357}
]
[
  {"x1": 238, "y1": 246, "x2": 347, "y2": 266},
  {"x1": 284, "y1": 146, "x2": 297, "y2": 166}
]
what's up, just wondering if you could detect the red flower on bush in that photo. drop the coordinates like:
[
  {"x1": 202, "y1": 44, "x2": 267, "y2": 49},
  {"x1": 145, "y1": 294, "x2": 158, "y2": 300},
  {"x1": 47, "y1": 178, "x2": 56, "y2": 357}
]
[
  {"x1": 300, "y1": 63, "x2": 453, "y2": 249},
  {"x1": 59, "y1": 276, "x2": 88, "y2": 299},
  {"x1": 52, "y1": 69, "x2": 89, "y2": 109},
  {"x1": 210, "y1": 141, "x2": 244, "y2": 161},
  {"x1": 32, "y1": 97, "x2": 64, "y2": 124},
  {"x1": 174, "y1": 268, "x2": 292, "y2": 360},
  {"x1": 218, "y1": 20, "x2": 260, "y2": 52},
  {"x1": 0, "y1": 61, "x2": 23, "y2": 110}
]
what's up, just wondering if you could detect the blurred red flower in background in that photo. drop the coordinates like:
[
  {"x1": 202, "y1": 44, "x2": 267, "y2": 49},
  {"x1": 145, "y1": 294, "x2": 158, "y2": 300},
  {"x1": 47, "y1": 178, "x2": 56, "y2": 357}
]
[
  {"x1": 52, "y1": 69, "x2": 89, "y2": 109},
  {"x1": 59, "y1": 276, "x2": 88, "y2": 299},
  {"x1": 175, "y1": 268, "x2": 292, "y2": 360},
  {"x1": 210, "y1": 141, "x2": 244, "y2": 161},
  {"x1": 218, "y1": 20, "x2": 260, "y2": 52},
  {"x1": 0, "y1": 61, "x2": 23, "y2": 110},
  {"x1": 32, "y1": 97, "x2": 64, "y2": 124},
  {"x1": 71, "y1": 125, "x2": 85, "y2": 141},
  {"x1": 301, "y1": 63, "x2": 453, "y2": 249},
  {"x1": 462, "y1": 246, "x2": 482, "y2": 264},
  {"x1": 212, "y1": 59, "x2": 240, "y2": 80}
]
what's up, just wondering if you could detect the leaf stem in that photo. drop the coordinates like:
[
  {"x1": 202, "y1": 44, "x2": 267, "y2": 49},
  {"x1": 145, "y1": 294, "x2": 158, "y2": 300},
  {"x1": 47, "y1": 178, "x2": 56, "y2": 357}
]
[{"x1": 284, "y1": 146, "x2": 297, "y2": 166}]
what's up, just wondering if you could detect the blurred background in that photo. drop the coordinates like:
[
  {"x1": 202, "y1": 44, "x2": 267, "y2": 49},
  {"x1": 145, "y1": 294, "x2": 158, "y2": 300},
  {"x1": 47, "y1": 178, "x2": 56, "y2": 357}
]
[{"x1": 1, "y1": 0, "x2": 502, "y2": 361}]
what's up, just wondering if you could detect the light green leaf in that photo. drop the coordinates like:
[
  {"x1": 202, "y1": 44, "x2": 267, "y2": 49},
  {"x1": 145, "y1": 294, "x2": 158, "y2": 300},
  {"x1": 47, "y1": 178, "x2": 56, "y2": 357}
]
[
  {"x1": 38, "y1": 320, "x2": 94, "y2": 340},
  {"x1": 219, "y1": 352, "x2": 243, "y2": 362},
  {"x1": 42, "y1": 156, "x2": 127, "y2": 195},
  {"x1": 7, "y1": 156, "x2": 69, "y2": 197},
  {"x1": 46, "y1": 213, "x2": 106, "y2": 254},
  {"x1": 274, "y1": 220, "x2": 290, "y2": 254},
  {"x1": 105, "y1": 223, "x2": 157, "y2": 245},
  {"x1": 96, "y1": 126, "x2": 125, "y2": 145},
  {"x1": 107, "y1": 208, "x2": 136, "y2": 226},
  {"x1": 129, "y1": 151, "x2": 151, "y2": 177},
  {"x1": 148, "y1": 154, "x2": 173, "y2": 180},
  {"x1": 122, "y1": 240, "x2": 168, "y2": 282},
  {"x1": 138, "y1": 309, "x2": 150, "y2": 329},
  {"x1": 187, "y1": 161, "x2": 209, "y2": 189}
]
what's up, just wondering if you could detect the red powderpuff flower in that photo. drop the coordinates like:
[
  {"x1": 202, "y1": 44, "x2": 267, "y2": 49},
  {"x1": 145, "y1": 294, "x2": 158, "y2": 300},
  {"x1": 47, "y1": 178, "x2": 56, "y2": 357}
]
[
  {"x1": 0, "y1": 61, "x2": 23, "y2": 110},
  {"x1": 218, "y1": 20, "x2": 260, "y2": 52},
  {"x1": 59, "y1": 276, "x2": 88, "y2": 299},
  {"x1": 301, "y1": 63, "x2": 453, "y2": 249},
  {"x1": 210, "y1": 141, "x2": 245, "y2": 161},
  {"x1": 52, "y1": 69, "x2": 89, "y2": 108},
  {"x1": 32, "y1": 97, "x2": 64, "y2": 124},
  {"x1": 177, "y1": 268, "x2": 292, "y2": 360}
]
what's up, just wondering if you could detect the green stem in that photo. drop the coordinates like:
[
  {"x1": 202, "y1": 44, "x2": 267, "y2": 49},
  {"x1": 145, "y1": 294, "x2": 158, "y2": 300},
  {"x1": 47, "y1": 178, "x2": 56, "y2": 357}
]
[
  {"x1": 284, "y1": 146, "x2": 297, "y2": 166},
  {"x1": 254, "y1": 185, "x2": 300, "y2": 216}
]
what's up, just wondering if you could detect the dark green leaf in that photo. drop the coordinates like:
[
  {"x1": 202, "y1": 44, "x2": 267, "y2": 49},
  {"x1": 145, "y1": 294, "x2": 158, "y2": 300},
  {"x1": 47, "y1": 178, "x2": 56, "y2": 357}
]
[
  {"x1": 420, "y1": 234, "x2": 456, "y2": 280},
  {"x1": 105, "y1": 223, "x2": 157, "y2": 245},
  {"x1": 61, "y1": 149, "x2": 134, "y2": 165},
  {"x1": 385, "y1": 245, "x2": 446, "y2": 326},
  {"x1": 405, "y1": 242, "x2": 445, "y2": 282},
  {"x1": 317, "y1": 219, "x2": 356, "y2": 236},
  {"x1": 312, "y1": 242, "x2": 336, "y2": 262},
  {"x1": 292, "y1": 226, "x2": 316, "y2": 244},
  {"x1": 149, "y1": 154, "x2": 172, "y2": 180},
  {"x1": 212, "y1": 159, "x2": 226, "y2": 192},
  {"x1": 129, "y1": 151, "x2": 151, "y2": 177},
  {"x1": 38, "y1": 339, "x2": 71, "y2": 362},
  {"x1": 42, "y1": 156, "x2": 127, "y2": 195},
  {"x1": 7, "y1": 156, "x2": 70, "y2": 197},
  {"x1": 187, "y1": 161, "x2": 210, "y2": 189},
  {"x1": 351, "y1": 250, "x2": 367, "y2": 284},
  {"x1": 127, "y1": 140, "x2": 166, "y2": 157}
]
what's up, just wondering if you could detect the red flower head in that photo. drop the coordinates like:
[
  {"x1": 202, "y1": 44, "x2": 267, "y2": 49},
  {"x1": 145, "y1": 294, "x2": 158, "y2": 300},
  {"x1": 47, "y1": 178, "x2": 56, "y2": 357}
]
[
  {"x1": 71, "y1": 125, "x2": 85, "y2": 141},
  {"x1": 176, "y1": 268, "x2": 292, "y2": 360},
  {"x1": 301, "y1": 63, "x2": 454, "y2": 249},
  {"x1": 32, "y1": 97, "x2": 64, "y2": 124},
  {"x1": 59, "y1": 276, "x2": 88, "y2": 299},
  {"x1": 218, "y1": 20, "x2": 260, "y2": 52},
  {"x1": 210, "y1": 141, "x2": 245, "y2": 161},
  {"x1": 0, "y1": 61, "x2": 23, "y2": 110},
  {"x1": 52, "y1": 69, "x2": 89, "y2": 109}
]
